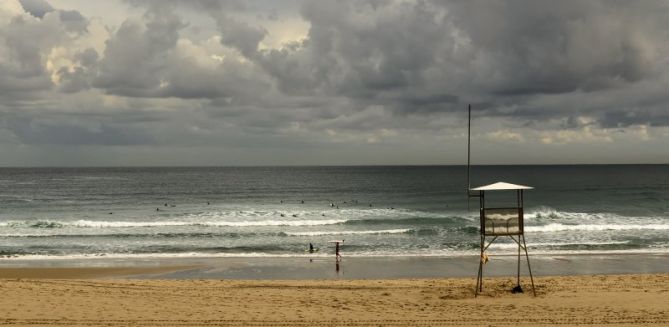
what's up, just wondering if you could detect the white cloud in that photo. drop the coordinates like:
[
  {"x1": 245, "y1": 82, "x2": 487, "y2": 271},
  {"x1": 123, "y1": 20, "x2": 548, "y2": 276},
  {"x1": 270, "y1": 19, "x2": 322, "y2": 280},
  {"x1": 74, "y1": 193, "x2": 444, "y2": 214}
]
[
  {"x1": 540, "y1": 127, "x2": 613, "y2": 145},
  {"x1": 485, "y1": 130, "x2": 525, "y2": 143}
]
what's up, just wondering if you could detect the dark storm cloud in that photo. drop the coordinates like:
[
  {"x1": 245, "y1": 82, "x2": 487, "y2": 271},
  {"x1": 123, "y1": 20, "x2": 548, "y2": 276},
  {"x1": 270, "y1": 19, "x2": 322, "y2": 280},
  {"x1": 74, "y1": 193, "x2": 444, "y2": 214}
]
[
  {"x1": 599, "y1": 107, "x2": 669, "y2": 128},
  {"x1": 124, "y1": 0, "x2": 246, "y2": 11},
  {"x1": 55, "y1": 66, "x2": 88, "y2": 93},
  {"x1": 1, "y1": 0, "x2": 669, "y2": 164},
  {"x1": 285, "y1": 1, "x2": 667, "y2": 122},
  {"x1": 136, "y1": 0, "x2": 270, "y2": 56},
  {"x1": 0, "y1": 8, "x2": 89, "y2": 98},
  {"x1": 445, "y1": 0, "x2": 666, "y2": 96},
  {"x1": 1, "y1": 16, "x2": 54, "y2": 92},
  {"x1": 164, "y1": 60, "x2": 271, "y2": 101},
  {"x1": 6, "y1": 116, "x2": 154, "y2": 145},
  {"x1": 57, "y1": 10, "x2": 87, "y2": 33},
  {"x1": 55, "y1": 48, "x2": 98, "y2": 93},
  {"x1": 92, "y1": 5, "x2": 272, "y2": 101},
  {"x1": 259, "y1": 1, "x2": 452, "y2": 99},
  {"x1": 234, "y1": 1, "x2": 660, "y2": 125},
  {"x1": 93, "y1": 9, "x2": 185, "y2": 96},
  {"x1": 18, "y1": 0, "x2": 54, "y2": 18},
  {"x1": 214, "y1": 14, "x2": 267, "y2": 58},
  {"x1": 111, "y1": 1, "x2": 669, "y2": 107}
]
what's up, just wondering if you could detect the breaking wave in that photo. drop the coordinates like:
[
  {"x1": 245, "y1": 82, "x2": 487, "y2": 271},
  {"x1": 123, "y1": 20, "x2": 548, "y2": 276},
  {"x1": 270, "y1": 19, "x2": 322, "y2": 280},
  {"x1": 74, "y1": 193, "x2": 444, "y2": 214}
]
[
  {"x1": 285, "y1": 229, "x2": 411, "y2": 236},
  {"x1": 527, "y1": 223, "x2": 669, "y2": 232},
  {"x1": 0, "y1": 219, "x2": 348, "y2": 228}
]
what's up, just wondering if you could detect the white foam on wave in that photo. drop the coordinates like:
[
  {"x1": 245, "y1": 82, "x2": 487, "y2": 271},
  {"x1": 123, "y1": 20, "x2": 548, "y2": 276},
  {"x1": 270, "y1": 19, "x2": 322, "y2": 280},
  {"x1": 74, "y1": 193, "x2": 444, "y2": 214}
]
[
  {"x1": 0, "y1": 219, "x2": 349, "y2": 228},
  {"x1": 526, "y1": 223, "x2": 669, "y2": 232},
  {"x1": 74, "y1": 220, "x2": 190, "y2": 227},
  {"x1": 76, "y1": 219, "x2": 348, "y2": 227},
  {"x1": 526, "y1": 208, "x2": 618, "y2": 221},
  {"x1": 0, "y1": 206, "x2": 458, "y2": 230},
  {"x1": 526, "y1": 207, "x2": 666, "y2": 223},
  {"x1": 205, "y1": 219, "x2": 349, "y2": 227},
  {"x1": 3, "y1": 246, "x2": 669, "y2": 261},
  {"x1": 286, "y1": 229, "x2": 411, "y2": 236},
  {"x1": 0, "y1": 252, "x2": 334, "y2": 261},
  {"x1": 487, "y1": 241, "x2": 630, "y2": 250}
]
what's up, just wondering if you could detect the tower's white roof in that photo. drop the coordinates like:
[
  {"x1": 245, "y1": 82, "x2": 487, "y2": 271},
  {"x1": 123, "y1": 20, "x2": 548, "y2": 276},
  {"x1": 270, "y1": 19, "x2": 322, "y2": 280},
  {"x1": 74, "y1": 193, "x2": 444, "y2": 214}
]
[{"x1": 470, "y1": 182, "x2": 533, "y2": 191}]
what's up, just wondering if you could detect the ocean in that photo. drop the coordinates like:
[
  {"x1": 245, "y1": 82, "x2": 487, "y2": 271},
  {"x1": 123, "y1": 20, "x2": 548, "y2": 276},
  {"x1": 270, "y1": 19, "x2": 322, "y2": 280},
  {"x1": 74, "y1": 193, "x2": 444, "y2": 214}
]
[{"x1": 0, "y1": 165, "x2": 667, "y2": 260}]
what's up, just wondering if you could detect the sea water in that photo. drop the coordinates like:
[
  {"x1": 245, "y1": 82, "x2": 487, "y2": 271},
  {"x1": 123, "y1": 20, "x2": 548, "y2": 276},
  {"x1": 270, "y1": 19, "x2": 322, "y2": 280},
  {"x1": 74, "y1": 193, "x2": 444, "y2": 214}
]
[{"x1": 0, "y1": 165, "x2": 667, "y2": 259}]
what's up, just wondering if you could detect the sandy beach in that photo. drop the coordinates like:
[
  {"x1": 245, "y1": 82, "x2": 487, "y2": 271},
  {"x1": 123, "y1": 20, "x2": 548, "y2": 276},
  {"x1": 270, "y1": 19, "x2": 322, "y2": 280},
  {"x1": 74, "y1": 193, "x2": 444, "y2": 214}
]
[{"x1": 0, "y1": 267, "x2": 666, "y2": 326}]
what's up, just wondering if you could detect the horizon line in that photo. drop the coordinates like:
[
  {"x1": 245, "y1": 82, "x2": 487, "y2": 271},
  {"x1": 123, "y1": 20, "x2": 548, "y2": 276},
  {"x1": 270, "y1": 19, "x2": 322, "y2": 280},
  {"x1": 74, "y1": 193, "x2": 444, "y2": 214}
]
[{"x1": 0, "y1": 163, "x2": 667, "y2": 169}]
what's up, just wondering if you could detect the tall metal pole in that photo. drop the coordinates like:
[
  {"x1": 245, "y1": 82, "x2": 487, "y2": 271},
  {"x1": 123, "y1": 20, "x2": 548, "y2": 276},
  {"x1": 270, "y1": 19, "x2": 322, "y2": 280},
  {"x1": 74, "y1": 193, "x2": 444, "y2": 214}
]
[
  {"x1": 467, "y1": 105, "x2": 472, "y2": 212},
  {"x1": 467, "y1": 104, "x2": 471, "y2": 192}
]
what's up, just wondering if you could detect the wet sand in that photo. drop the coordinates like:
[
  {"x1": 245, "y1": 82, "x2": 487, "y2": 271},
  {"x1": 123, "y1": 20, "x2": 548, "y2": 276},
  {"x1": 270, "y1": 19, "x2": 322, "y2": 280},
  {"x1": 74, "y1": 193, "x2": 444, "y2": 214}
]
[
  {"x1": 3, "y1": 253, "x2": 667, "y2": 279},
  {"x1": 0, "y1": 265, "x2": 198, "y2": 279}
]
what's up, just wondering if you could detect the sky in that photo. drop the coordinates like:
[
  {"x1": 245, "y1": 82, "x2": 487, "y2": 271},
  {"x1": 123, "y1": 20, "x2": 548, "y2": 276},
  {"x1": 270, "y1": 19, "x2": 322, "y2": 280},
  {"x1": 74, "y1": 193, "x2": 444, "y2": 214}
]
[{"x1": 0, "y1": 0, "x2": 668, "y2": 166}]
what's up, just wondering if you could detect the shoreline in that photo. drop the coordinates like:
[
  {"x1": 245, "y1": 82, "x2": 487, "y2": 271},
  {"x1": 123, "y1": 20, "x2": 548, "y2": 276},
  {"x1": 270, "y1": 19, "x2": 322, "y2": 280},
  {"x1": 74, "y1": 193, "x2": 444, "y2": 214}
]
[{"x1": 0, "y1": 253, "x2": 666, "y2": 280}]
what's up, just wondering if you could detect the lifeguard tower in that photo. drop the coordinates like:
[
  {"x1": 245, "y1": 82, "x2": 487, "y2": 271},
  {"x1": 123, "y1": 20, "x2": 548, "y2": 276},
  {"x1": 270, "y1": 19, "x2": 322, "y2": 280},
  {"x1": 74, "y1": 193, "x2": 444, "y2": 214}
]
[
  {"x1": 466, "y1": 105, "x2": 536, "y2": 296},
  {"x1": 469, "y1": 182, "x2": 536, "y2": 296}
]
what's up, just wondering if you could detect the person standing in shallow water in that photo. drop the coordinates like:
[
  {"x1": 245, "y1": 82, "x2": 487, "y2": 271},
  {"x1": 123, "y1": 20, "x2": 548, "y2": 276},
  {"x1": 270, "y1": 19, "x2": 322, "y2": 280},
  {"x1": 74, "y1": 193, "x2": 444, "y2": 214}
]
[
  {"x1": 335, "y1": 241, "x2": 343, "y2": 262},
  {"x1": 309, "y1": 243, "x2": 314, "y2": 253}
]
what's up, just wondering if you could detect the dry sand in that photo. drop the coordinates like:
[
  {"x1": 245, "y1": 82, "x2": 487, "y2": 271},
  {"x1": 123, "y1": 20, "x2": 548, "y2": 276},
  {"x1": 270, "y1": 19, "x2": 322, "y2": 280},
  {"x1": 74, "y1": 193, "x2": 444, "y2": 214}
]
[{"x1": 0, "y1": 269, "x2": 666, "y2": 326}]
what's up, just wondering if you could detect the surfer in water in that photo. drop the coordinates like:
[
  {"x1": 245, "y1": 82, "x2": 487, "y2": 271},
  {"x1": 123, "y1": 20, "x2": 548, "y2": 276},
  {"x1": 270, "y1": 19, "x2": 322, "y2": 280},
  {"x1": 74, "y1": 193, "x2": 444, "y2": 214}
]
[{"x1": 309, "y1": 243, "x2": 315, "y2": 253}]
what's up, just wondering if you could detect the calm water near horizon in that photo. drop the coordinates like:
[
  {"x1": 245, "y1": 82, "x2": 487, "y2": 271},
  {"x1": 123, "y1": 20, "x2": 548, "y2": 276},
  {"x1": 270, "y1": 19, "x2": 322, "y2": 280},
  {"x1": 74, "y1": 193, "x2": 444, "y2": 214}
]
[{"x1": 0, "y1": 165, "x2": 667, "y2": 260}]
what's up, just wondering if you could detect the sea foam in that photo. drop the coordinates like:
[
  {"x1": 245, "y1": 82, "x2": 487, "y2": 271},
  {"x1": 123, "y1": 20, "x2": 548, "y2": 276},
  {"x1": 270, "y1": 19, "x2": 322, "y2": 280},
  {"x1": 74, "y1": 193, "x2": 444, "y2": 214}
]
[
  {"x1": 285, "y1": 229, "x2": 411, "y2": 236},
  {"x1": 526, "y1": 223, "x2": 669, "y2": 232}
]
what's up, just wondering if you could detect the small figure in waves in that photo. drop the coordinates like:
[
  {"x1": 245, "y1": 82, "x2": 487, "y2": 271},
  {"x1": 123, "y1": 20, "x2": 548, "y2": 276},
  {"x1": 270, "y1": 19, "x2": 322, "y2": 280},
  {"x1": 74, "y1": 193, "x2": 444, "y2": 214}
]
[{"x1": 335, "y1": 240, "x2": 344, "y2": 262}]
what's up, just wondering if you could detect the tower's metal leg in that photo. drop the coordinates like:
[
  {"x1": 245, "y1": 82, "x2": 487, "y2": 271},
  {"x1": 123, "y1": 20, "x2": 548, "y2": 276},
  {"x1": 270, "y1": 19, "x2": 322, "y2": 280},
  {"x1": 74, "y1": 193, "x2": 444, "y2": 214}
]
[
  {"x1": 475, "y1": 235, "x2": 484, "y2": 296},
  {"x1": 475, "y1": 260, "x2": 482, "y2": 296},
  {"x1": 517, "y1": 236, "x2": 521, "y2": 287},
  {"x1": 521, "y1": 234, "x2": 536, "y2": 296}
]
